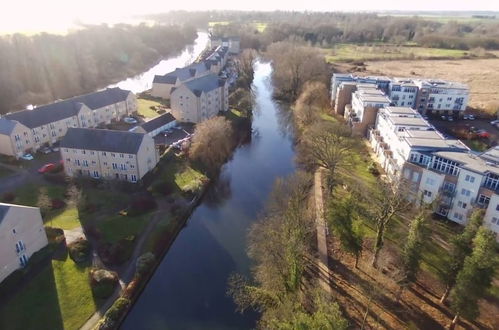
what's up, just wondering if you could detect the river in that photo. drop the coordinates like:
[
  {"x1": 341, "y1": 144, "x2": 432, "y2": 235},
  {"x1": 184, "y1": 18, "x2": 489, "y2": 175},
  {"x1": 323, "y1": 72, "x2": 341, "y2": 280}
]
[
  {"x1": 107, "y1": 31, "x2": 210, "y2": 93},
  {"x1": 121, "y1": 61, "x2": 297, "y2": 329}
]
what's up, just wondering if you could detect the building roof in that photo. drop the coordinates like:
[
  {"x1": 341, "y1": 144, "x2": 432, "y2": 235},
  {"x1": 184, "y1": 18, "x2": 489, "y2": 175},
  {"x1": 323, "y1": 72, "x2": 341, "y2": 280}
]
[
  {"x1": 480, "y1": 146, "x2": 499, "y2": 164},
  {"x1": 414, "y1": 79, "x2": 468, "y2": 90},
  {"x1": 183, "y1": 74, "x2": 226, "y2": 97},
  {"x1": 0, "y1": 203, "x2": 38, "y2": 226},
  {"x1": 61, "y1": 128, "x2": 146, "y2": 154},
  {"x1": 4, "y1": 88, "x2": 131, "y2": 129},
  {"x1": 356, "y1": 91, "x2": 391, "y2": 104},
  {"x1": 0, "y1": 118, "x2": 18, "y2": 135},
  {"x1": 405, "y1": 137, "x2": 468, "y2": 151},
  {"x1": 384, "y1": 106, "x2": 419, "y2": 115},
  {"x1": 139, "y1": 113, "x2": 176, "y2": 133},
  {"x1": 388, "y1": 116, "x2": 429, "y2": 127},
  {"x1": 405, "y1": 130, "x2": 443, "y2": 139},
  {"x1": 435, "y1": 151, "x2": 499, "y2": 175},
  {"x1": 153, "y1": 62, "x2": 211, "y2": 85}
]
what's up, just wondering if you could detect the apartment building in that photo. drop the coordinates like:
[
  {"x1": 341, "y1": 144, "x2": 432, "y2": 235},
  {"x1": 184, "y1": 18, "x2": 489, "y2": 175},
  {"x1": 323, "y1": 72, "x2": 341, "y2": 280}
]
[
  {"x1": 331, "y1": 73, "x2": 470, "y2": 117},
  {"x1": 151, "y1": 62, "x2": 213, "y2": 99},
  {"x1": 413, "y1": 79, "x2": 469, "y2": 116},
  {"x1": 210, "y1": 36, "x2": 240, "y2": 54},
  {"x1": 344, "y1": 84, "x2": 390, "y2": 136},
  {"x1": 0, "y1": 203, "x2": 48, "y2": 283},
  {"x1": 0, "y1": 88, "x2": 136, "y2": 157},
  {"x1": 170, "y1": 73, "x2": 228, "y2": 123},
  {"x1": 369, "y1": 106, "x2": 499, "y2": 238},
  {"x1": 60, "y1": 128, "x2": 159, "y2": 183}
]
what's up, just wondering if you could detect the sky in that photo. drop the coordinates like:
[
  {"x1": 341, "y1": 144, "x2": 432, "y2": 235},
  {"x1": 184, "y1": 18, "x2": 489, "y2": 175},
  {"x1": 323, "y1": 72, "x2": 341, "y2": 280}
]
[{"x1": 1, "y1": 0, "x2": 499, "y2": 34}]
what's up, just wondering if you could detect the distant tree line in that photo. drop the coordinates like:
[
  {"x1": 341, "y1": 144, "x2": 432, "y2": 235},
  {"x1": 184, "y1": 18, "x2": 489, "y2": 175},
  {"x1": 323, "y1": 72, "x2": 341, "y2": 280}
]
[
  {"x1": 149, "y1": 11, "x2": 499, "y2": 51},
  {"x1": 0, "y1": 24, "x2": 196, "y2": 114}
]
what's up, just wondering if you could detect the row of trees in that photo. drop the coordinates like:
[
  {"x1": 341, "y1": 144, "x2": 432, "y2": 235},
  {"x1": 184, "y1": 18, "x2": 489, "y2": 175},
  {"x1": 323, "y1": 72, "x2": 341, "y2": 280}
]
[{"x1": 0, "y1": 24, "x2": 196, "y2": 114}]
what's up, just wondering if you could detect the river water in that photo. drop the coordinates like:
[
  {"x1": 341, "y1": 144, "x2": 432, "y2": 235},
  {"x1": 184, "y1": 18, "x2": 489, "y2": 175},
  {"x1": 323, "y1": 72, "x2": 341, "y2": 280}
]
[
  {"x1": 121, "y1": 62, "x2": 297, "y2": 329},
  {"x1": 107, "y1": 31, "x2": 210, "y2": 93}
]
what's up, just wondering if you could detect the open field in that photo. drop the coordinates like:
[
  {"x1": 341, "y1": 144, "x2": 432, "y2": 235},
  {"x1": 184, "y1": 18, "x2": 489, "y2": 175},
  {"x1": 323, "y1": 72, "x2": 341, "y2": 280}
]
[
  {"x1": 337, "y1": 58, "x2": 499, "y2": 113},
  {"x1": 324, "y1": 44, "x2": 469, "y2": 63}
]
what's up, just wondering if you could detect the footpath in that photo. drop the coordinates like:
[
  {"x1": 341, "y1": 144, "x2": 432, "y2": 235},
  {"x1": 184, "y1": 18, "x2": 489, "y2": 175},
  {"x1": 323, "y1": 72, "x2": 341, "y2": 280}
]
[{"x1": 314, "y1": 168, "x2": 331, "y2": 293}]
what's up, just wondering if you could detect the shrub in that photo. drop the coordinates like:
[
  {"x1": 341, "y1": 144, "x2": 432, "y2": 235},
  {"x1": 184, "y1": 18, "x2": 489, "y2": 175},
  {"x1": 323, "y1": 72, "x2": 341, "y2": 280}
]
[
  {"x1": 90, "y1": 268, "x2": 118, "y2": 299},
  {"x1": 49, "y1": 163, "x2": 64, "y2": 174},
  {"x1": 135, "y1": 252, "x2": 156, "y2": 278},
  {"x1": 106, "y1": 297, "x2": 130, "y2": 321},
  {"x1": 68, "y1": 238, "x2": 91, "y2": 263},
  {"x1": 51, "y1": 198, "x2": 66, "y2": 210},
  {"x1": 1, "y1": 192, "x2": 15, "y2": 203},
  {"x1": 368, "y1": 162, "x2": 380, "y2": 176},
  {"x1": 123, "y1": 278, "x2": 141, "y2": 299},
  {"x1": 99, "y1": 236, "x2": 135, "y2": 266},
  {"x1": 45, "y1": 227, "x2": 66, "y2": 245}
]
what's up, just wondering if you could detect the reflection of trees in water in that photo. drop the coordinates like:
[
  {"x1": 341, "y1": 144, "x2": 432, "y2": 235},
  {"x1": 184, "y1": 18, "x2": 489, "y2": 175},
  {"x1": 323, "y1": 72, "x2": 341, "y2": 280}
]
[
  {"x1": 274, "y1": 103, "x2": 295, "y2": 140},
  {"x1": 204, "y1": 172, "x2": 232, "y2": 208}
]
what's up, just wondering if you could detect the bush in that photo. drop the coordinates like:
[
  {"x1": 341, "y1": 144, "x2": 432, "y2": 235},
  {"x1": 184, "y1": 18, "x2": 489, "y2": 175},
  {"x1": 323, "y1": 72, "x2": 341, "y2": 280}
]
[
  {"x1": 68, "y1": 238, "x2": 91, "y2": 263},
  {"x1": 105, "y1": 297, "x2": 130, "y2": 322},
  {"x1": 135, "y1": 252, "x2": 156, "y2": 278},
  {"x1": 49, "y1": 163, "x2": 64, "y2": 174},
  {"x1": 99, "y1": 236, "x2": 135, "y2": 266},
  {"x1": 368, "y1": 162, "x2": 380, "y2": 176},
  {"x1": 51, "y1": 198, "x2": 66, "y2": 210},
  {"x1": 1, "y1": 192, "x2": 15, "y2": 203},
  {"x1": 45, "y1": 227, "x2": 66, "y2": 245},
  {"x1": 123, "y1": 278, "x2": 141, "y2": 299},
  {"x1": 90, "y1": 268, "x2": 118, "y2": 299}
]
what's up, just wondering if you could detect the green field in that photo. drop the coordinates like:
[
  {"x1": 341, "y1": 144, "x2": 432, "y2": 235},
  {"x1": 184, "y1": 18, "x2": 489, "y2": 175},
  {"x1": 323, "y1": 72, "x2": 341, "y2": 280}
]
[
  {"x1": 0, "y1": 256, "x2": 97, "y2": 330},
  {"x1": 137, "y1": 98, "x2": 163, "y2": 119},
  {"x1": 324, "y1": 44, "x2": 468, "y2": 63}
]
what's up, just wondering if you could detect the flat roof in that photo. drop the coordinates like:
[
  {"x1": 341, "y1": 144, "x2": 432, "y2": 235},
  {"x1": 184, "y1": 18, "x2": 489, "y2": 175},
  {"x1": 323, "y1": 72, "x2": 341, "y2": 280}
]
[
  {"x1": 414, "y1": 79, "x2": 468, "y2": 90},
  {"x1": 388, "y1": 116, "x2": 429, "y2": 126},
  {"x1": 384, "y1": 106, "x2": 419, "y2": 115},
  {"x1": 358, "y1": 94, "x2": 391, "y2": 103},
  {"x1": 405, "y1": 138, "x2": 468, "y2": 150},
  {"x1": 480, "y1": 146, "x2": 499, "y2": 164},
  {"x1": 435, "y1": 151, "x2": 499, "y2": 175},
  {"x1": 405, "y1": 130, "x2": 443, "y2": 139}
]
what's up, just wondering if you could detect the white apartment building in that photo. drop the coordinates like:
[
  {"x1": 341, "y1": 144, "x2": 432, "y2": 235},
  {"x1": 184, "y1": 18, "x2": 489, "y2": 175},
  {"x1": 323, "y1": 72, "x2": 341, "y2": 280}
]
[
  {"x1": 369, "y1": 106, "x2": 499, "y2": 238},
  {"x1": 170, "y1": 73, "x2": 228, "y2": 123},
  {"x1": 413, "y1": 79, "x2": 469, "y2": 116},
  {"x1": 0, "y1": 203, "x2": 48, "y2": 283},
  {"x1": 0, "y1": 88, "x2": 136, "y2": 158},
  {"x1": 60, "y1": 128, "x2": 159, "y2": 183},
  {"x1": 345, "y1": 84, "x2": 390, "y2": 136},
  {"x1": 388, "y1": 78, "x2": 419, "y2": 108}
]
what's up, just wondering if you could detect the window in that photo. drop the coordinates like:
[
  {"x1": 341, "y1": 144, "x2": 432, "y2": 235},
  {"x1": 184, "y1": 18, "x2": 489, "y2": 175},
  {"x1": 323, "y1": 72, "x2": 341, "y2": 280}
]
[
  {"x1": 496, "y1": 204, "x2": 499, "y2": 211},
  {"x1": 75, "y1": 159, "x2": 80, "y2": 166},
  {"x1": 403, "y1": 169, "x2": 411, "y2": 179},
  {"x1": 120, "y1": 154, "x2": 124, "y2": 158},
  {"x1": 66, "y1": 158, "x2": 70, "y2": 162},
  {"x1": 432, "y1": 156, "x2": 460, "y2": 176},
  {"x1": 492, "y1": 217, "x2": 498, "y2": 225},
  {"x1": 111, "y1": 153, "x2": 116, "y2": 157},
  {"x1": 423, "y1": 190, "x2": 432, "y2": 197},
  {"x1": 442, "y1": 182, "x2": 455, "y2": 192},
  {"x1": 453, "y1": 212, "x2": 463, "y2": 221},
  {"x1": 102, "y1": 152, "x2": 107, "y2": 156},
  {"x1": 12, "y1": 229, "x2": 16, "y2": 234},
  {"x1": 93, "y1": 171, "x2": 99, "y2": 178},
  {"x1": 477, "y1": 195, "x2": 490, "y2": 206},
  {"x1": 129, "y1": 155, "x2": 133, "y2": 159},
  {"x1": 83, "y1": 160, "x2": 88, "y2": 167},
  {"x1": 82, "y1": 150, "x2": 86, "y2": 154},
  {"x1": 120, "y1": 164, "x2": 127, "y2": 170},
  {"x1": 426, "y1": 178, "x2": 435, "y2": 186},
  {"x1": 131, "y1": 175, "x2": 137, "y2": 182},
  {"x1": 15, "y1": 241, "x2": 25, "y2": 253},
  {"x1": 112, "y1": 163, "x2": 118, "y2": 170},
  {"x1": 457, "y1": 201, "x2": 467, "y2": 209},
  {"x1": 465, "y1": 174, "x2": 475, "y2": 183},
  {"x1": 90, "y1": 151, "x2": 94, "y2": 155},
  {"x1": 461, "y1": 189, "x2": 471, "y2": 197},
  {"x1": 412, "y1": 172, "x2": 420, "y2": 183}
]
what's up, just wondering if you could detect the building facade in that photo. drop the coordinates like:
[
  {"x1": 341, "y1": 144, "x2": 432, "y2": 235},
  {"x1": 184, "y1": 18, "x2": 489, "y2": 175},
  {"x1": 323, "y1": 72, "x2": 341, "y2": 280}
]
[
  {"x1": 0, "y1": 203, "x2": 48, "y2": 283},
  {"x1": 130, "y1": 113, "x2": 176, "y2": 137},
  {"x1": 170, "y1": 74, "x2": 228, "y2": 123},
  {"x1": 60, "y1": 128, "x2": 159, "y2": 183},
  {"x1": 368, "y1": 106, "x2": 499, "y2": 238},
  {"x1": 0, "y1": 88, "x2": 136, "y2": 158}
]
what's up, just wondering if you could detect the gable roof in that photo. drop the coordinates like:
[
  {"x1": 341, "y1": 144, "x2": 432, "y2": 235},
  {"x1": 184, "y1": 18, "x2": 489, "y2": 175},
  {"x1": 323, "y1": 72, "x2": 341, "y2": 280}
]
[
  {"x1": 0, "y1": 118, "x2": 18, "y2": 135},
  {"x1": 4, "y1": 88, "x2": 131, "y2": 129},
  {"x1": 153, "y1": 62, "x2": 211, "y2": 85},
  {"x1": 183, "y1": 74, "x2": 226, "y2": 97},
  {"x1": 140, "y1": 113, "x2": 176, "y2": 133},
  {"x1": 61, "y1": 128, "x2": 146, "y2": 154}
]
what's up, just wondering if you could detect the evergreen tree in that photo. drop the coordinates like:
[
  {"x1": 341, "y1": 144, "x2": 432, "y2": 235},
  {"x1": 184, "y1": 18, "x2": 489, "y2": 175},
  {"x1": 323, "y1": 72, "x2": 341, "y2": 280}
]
[
  {"x1": 449, "y1": 227, "x2": 497, "y2": 327},
  {"x1": 439, "y1": 209, "x2": 484, "y2": 303}
]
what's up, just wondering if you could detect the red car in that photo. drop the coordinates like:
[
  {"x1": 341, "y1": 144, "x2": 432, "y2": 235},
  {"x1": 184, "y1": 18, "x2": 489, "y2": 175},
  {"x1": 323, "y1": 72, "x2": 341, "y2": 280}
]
[
  {"x1": 476, "y1": 130, "x2": 491, "y2": 139},
  {"x1": 38, "y1": 163, "x2": 56, "y2": 173}
]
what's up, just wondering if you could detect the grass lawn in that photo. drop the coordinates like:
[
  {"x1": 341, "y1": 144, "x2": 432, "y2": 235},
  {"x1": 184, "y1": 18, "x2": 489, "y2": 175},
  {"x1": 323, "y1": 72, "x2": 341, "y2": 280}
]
[
  {"x1": 464, "y1": 139, "x2": 490, "y2": 152},
  {"x1": 137, "y1": 98, "x2": 162, "y2": 119},
  {"x1": 208, "y1": 21, "x2": 230, "y2": 27},
  {"x1": 14, "y1": 184, "x2": 66, "y2": 206},
  {"x1": 142, "y1": 216, "x2": 175, "y2": 254},
  {"x1": 0, "y1": 256, "x2": 96, "y2": 330},
  {"x1": 155, "y1": 154, "x2": 207, "y2": 194},
  {"x1": 323, "y1": 44, "x2": 467, "y2": 63},
  {"x1": 254, "y1": 22, "x2": 268, "y2": 32},
  {"x1": 97, "y1": 213, "x2": 151, "y2": 244},
  {"x1": 46, "y1": 207, "x2": 81, "y2": 230}
]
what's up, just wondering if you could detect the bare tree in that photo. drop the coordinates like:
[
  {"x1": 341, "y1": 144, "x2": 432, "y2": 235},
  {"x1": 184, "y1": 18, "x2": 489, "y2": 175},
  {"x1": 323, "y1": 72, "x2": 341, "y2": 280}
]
[
  {"x1": 236, "y1": 49, "x2": 257, "y2": 90},
  {"x1": 294, "y1": 81, "x2": 330, "y2": 128},
  {"x1": 298, "y1": 121, "x2": 355, "y2": 187},
  {"x1": 189, "y1": 116, "x2": 234, "y2": 175}
]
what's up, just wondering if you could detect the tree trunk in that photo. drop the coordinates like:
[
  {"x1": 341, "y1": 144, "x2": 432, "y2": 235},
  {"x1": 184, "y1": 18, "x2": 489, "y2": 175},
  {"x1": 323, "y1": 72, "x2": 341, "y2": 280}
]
[
  {"x1": 396, "y1": 285, "x2": 404, "y2": 302},
  {"x1": 440, "y1": 285, "x2": 451, "y2": 304},
  {"x1": 371, "y1": 224, "x2": 384, "y2": 268},
  {"x1": 449, "y1": 314, "x2": 459, "y2": 330},
  {"x1": 355, "y1": 254, "x2": 359, "y2": 269},
  {"x1": 361, "y1": 297, "x2": 372, "y2": 330}
]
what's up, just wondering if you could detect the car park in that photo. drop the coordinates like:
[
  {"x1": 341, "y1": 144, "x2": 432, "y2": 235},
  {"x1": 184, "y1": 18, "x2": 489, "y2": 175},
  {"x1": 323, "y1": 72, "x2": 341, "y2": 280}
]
[
  {"x1": 447, "y1": 116, "x2": 454, "y2": 122},
  {"x1": 476, "y1": 129, "x2": 490, "y2": 138},
  {"x1": 38, "y1": 163, "x2": 56, "y2": 173},
  {"x1": 20, "y1": 153, "x2": 34, "y2": 160}
]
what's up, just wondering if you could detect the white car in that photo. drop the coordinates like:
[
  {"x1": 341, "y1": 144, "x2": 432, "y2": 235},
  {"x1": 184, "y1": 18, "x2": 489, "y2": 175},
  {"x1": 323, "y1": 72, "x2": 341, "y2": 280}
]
[
  {"x1": 124, "y1": 117, "x2": 138, "y2": 124},
  {"x1": 21, "y1": 153, "x2": 34, "y2": 160},
  {"x1": 490, "y1": 119, "x2": 499, "y2": 125}
]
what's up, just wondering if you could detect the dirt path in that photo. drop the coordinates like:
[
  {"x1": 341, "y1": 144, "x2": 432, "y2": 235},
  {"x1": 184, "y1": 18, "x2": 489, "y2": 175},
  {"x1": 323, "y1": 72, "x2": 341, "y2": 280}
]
[{"x1": 80, "y1": 198, "x2": 170, "y2": 330}]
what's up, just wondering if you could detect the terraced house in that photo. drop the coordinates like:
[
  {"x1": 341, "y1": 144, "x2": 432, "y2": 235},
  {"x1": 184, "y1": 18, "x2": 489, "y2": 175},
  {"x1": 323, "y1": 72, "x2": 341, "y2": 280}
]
[
  {"x1": 0, "y1": 87, "x2": 136, "y2": 158},
  {"x1": 369, "y1": 106, "x2": 499, "y2": 239},
  {"x1": 0, "y1": 203, "x2": 48, "y2": 283},
  {"x1": 60, "y1": 128, "x2": 159, "y2": 183}
]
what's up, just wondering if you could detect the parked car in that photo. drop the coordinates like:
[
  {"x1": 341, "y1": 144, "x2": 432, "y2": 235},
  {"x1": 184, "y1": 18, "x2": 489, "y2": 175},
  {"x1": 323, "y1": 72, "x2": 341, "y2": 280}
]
[
  {"x1": 468, "y1": 114, "x2": 475, "y2": 120},
  {"x1": 124, "y1": 117, "x2": 138, "y2": 124},
  {"x1": 447, "y1": 116, "x2": 454, "y2": 122},
  {"x1": 38, "y1": 163, "x2": 56, "y2": 173},
  {"x1": 476, "y1": 129, "x2": 491, "y2": 138},
  {"x1": 440, "y1": 115, "x2": 447, "y2": 120},
  {"x1": 39, "y1": 146, "x2": 52, "y2": 154},
  {"x1": 20, "y1": 153, "x2": 34, "y2": 160},
  {"x1": 490, "y1": 119, "x2": 499, "y2": 125},
  {"x1": 51, "y1": 146, "x2": 60, "y2": 152}
]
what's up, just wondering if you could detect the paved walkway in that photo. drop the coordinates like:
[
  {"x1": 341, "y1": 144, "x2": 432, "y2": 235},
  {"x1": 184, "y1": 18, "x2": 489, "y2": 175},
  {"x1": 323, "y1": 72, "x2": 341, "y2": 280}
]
[
  {"x1": 314, "y1": 168, "x2": 331, "y2": 293},
  {"x1": 80, "y1": 198, "x2": 170, "y2": 330}
]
